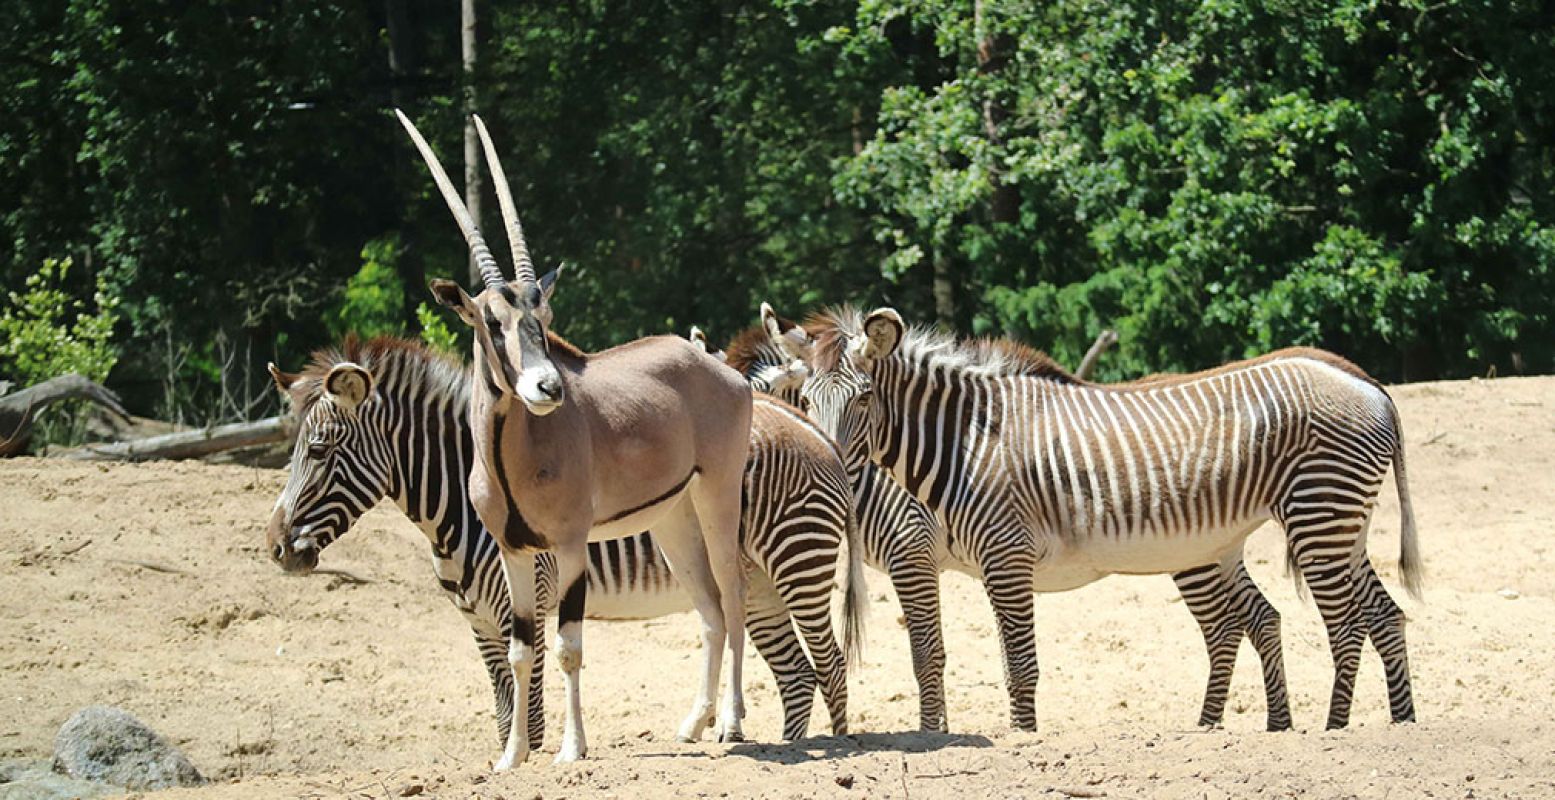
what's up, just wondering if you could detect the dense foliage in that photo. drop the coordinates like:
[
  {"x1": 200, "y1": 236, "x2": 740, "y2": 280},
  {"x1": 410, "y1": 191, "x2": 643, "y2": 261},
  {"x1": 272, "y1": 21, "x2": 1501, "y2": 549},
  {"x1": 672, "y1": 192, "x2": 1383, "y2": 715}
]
[{"x1": 4, "y1": 0, "x2": 1553, "y2": 422}]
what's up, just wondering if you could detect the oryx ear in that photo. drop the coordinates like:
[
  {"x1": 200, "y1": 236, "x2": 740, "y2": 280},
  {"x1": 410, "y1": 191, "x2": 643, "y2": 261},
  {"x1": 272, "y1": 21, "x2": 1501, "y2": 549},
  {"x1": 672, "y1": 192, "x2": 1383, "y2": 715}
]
[
  {"x1": 538, "y1": 265, "x2": 562, "y2": 304},
  {"x1": 860, "y1": 308, "x2": 904, "y2": 365},
  {"x1": 267, "y1": 362, "x2": 300, "y2": 393},
  {"x1": 429, "y1": 279, "x2": 479, "y2": 326},
  {"x1": 323, "y1": 363, "x2": 374, "y2": 412},
  {"x1": 688, "y1": 325, "x2": 710, "y2": 352}
]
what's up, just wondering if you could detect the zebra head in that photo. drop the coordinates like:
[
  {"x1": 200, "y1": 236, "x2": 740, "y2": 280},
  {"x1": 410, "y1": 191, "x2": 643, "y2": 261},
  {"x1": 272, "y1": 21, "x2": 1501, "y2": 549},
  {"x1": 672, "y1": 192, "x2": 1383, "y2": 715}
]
[
  {"x1": 265, "y1": 360, "x2": 393, "y2": 574},
  {"x1": 786, "y1": 306, "x2": 904, "y2": 467}
]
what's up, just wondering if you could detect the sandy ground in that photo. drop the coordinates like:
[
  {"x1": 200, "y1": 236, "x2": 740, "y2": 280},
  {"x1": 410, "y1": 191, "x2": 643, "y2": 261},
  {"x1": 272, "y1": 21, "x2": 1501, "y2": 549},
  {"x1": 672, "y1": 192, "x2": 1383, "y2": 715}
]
[{"x1": 2, "y1": 375, "x2": 1553, "y2": 799}]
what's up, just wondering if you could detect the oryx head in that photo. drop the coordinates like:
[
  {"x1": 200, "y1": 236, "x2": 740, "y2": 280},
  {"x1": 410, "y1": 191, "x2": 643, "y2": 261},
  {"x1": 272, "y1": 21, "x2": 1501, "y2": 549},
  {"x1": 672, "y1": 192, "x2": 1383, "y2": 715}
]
[{"x1": 397, "y1": 110, "x2": 564, "y2": 416}]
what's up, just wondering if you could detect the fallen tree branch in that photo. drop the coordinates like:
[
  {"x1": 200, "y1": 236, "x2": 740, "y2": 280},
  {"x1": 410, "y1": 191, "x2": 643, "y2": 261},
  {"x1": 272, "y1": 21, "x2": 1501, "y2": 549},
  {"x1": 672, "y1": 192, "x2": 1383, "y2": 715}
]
[
  {"x1": 1075, "y1": 330, "x2": 1118, "y2": 381},
  {"x1": 61, "y1": 416, "x2": 289, "y2": 462},
  {"x1": 0, "y1": 374, "x2": 130, "y2": 456}
]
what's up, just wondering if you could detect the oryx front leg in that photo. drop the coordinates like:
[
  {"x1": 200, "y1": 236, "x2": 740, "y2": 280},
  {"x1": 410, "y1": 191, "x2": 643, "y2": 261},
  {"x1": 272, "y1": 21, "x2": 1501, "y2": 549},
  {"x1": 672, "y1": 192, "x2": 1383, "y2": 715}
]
[
  {"x1": 495, "y1": 549, "x2": 539, "y2": 771},
  {"x1": 651, "y1": 498, "x2": 728, "y2": 743},
  {"x1": 552, "y1": 542, "x2": 590, "y2": 763}
]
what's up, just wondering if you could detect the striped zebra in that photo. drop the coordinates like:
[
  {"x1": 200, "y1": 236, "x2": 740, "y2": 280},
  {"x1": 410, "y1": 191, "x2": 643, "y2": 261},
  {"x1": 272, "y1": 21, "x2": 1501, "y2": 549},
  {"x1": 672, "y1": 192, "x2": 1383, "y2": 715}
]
[
  {"x1": 792, "y1": 306, "x2": 1420, "y2": 731},
  {"x1": 738, "y1": 308, "x2": 1297, "y2": 731},
  {"x1": 264, "y1": 336, "x2": 862, "y2": 746}
]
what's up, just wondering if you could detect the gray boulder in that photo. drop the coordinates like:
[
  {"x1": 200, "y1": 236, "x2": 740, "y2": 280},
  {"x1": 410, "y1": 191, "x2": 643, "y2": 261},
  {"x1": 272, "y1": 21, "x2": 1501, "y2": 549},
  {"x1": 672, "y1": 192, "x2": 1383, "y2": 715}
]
[{"x1": 51, "y1": 706, "x2": 204, "y2": 791}]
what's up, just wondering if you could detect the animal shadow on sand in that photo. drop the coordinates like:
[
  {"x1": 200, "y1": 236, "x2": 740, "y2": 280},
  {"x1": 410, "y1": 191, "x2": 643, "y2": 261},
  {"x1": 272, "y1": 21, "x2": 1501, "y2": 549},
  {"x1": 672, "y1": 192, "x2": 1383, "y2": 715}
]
[{"x1": 725, "y1": 731, "x2": 994, "y2": 765}]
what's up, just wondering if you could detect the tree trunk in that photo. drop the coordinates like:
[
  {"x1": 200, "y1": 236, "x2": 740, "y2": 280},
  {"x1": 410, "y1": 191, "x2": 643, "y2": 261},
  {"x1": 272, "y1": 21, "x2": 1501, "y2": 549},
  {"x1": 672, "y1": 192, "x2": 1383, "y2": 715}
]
[
  {"x1": 932, "y1": 248, "x2": 956, "y2": 330},
  {"x1": 461, "y1": 0, "x2": 483, "y2": 287},
  {"x1": 384, "y1": 0, "x2": 426, "y2": 329},
  {"x1": 61, "y1": 417, "x2": 291, "y2": 462},
  {"x1": 975, "y1": 0, "x2": 1018, "y2": 225}
]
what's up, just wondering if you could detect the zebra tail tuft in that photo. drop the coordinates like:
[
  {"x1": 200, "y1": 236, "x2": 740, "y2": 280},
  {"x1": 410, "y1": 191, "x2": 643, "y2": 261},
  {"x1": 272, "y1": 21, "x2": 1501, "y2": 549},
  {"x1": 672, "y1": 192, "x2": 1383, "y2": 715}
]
[
  {"x1": 1391, "y1": 399, "x2": 1425, "y2": 600},
  {"x1": 840, "y1": 504, "x2": 867, "y2": 669}
]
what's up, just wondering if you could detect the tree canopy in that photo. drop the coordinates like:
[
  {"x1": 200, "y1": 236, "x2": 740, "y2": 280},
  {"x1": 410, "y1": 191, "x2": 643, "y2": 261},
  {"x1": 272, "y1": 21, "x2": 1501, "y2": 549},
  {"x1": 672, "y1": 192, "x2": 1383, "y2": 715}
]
[{"x1": 4, "y1": 0, "x2": 1553, "y2": 426}]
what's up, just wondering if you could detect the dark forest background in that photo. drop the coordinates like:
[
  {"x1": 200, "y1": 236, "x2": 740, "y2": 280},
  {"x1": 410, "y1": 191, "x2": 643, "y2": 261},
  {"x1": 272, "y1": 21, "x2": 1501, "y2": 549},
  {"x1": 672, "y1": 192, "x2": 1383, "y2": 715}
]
[{"x1": 4, "y1": 0, "x2": 1553, "y2": 428}]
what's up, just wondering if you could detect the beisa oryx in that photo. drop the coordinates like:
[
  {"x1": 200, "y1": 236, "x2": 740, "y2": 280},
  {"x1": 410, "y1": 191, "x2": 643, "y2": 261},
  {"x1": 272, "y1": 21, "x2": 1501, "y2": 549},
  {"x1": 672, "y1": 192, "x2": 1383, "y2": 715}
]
[
  {"x1": 753, "y1": 304, "x2": 1293, "y2": 732},
  {"x1": 789, "y1": 306, "x2": 1421, "y2": 732},
  {"x1": 397, "y1": 111, "x2": 753, "y2": 768}
]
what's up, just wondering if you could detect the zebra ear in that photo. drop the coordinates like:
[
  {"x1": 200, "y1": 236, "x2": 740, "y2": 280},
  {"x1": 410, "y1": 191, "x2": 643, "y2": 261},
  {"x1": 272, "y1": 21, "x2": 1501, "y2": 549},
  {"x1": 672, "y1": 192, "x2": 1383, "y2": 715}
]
[
  {"x1": 324, "y1": 363, "x2": 375, "y2": 412},
  {"x1": 760, "y1": 302, "x2": 811, "y2": 361},
  {"x1": 860, "y1": 308, "x2": 904, "y2": 365},
  {"x1": 267, "y1": 362, "x2": 300, "y2": 393}
]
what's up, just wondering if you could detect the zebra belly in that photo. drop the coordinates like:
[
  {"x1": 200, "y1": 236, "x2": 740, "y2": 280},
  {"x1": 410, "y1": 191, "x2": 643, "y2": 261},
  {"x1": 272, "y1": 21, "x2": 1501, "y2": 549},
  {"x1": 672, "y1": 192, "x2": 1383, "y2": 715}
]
[
  {"x1": 584, "y1": 583, "x2": 692, "y2": 620},
  {"x1": 1057, "y1": 518, "x2": 1265, "y2": 579}
]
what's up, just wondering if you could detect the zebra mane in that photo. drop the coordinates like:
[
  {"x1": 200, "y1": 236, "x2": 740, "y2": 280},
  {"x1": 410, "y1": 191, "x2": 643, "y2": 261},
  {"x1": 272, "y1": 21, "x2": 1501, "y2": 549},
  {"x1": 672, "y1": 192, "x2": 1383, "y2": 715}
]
[
  {"x1": 804, "y1": 305, "x2": 1080, "y2": 382},
  {"x1": 723, "y1": 319, "x2": 793, "y2": 378},
  {"x1": 291, "y1": 335, "x2": 470, "y2": 415}
]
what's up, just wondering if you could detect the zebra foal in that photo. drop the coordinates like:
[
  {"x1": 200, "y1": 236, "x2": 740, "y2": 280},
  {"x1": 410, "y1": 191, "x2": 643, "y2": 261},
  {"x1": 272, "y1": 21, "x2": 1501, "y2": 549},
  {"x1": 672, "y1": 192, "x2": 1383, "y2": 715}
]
[
  {"x1": 795, "y1": 306, "x2": 1421, "y2": 731},
  {"x1": 265, "y1": 337, "x2": 861, "y2": 749}
]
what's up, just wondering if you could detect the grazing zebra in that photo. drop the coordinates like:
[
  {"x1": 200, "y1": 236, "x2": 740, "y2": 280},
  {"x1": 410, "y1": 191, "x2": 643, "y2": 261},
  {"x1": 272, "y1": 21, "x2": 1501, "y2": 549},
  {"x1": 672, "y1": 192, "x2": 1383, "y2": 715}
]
[
  {"x1": 264, "y1": 336, "x2": 862, "y2": 747},
  {"x1": 742, "y1": 306, "x2": 1297, "y2": 731},
  {"x1": 794, "y1": 306, "x2": 1420, "y2": 731}
]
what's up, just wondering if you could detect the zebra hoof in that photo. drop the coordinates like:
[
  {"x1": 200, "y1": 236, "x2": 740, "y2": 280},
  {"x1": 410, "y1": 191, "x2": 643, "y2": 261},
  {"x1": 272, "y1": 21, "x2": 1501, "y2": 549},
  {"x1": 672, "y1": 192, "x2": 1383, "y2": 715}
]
[{"x1": 1267, "y1": 719, "x2": 1294, "y2": 733}]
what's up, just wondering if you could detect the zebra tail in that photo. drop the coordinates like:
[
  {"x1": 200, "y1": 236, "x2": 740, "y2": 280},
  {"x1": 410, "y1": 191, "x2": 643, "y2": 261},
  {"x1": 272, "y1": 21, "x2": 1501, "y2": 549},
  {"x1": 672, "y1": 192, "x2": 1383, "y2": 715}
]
[
  {"x1": 1391, "y1": 401, "x2": 1425, "y2": 600},
  {"x1": 840, "y1": 504, "x2": 867, "y2": 669}
]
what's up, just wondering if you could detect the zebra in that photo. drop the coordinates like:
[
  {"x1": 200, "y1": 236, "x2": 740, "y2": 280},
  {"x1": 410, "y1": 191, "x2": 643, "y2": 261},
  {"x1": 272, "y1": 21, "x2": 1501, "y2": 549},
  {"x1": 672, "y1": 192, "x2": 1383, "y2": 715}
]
[
  {"x1": 264, "y1": 336, "x2": 862, "y2": 747},
  {"x1": 736, "y1": 307, "x2": 1299, "y2": 731},
  {"x1": 792, "y1": 306, "x2": 1420, "y2": 732}
]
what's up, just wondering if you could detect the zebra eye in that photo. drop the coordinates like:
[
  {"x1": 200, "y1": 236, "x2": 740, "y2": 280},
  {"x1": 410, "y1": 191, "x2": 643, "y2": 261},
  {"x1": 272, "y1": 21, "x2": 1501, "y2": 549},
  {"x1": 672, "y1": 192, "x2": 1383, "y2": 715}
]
[{"x1": 307, "y1": 441, "x2": 329, "y2": 460}]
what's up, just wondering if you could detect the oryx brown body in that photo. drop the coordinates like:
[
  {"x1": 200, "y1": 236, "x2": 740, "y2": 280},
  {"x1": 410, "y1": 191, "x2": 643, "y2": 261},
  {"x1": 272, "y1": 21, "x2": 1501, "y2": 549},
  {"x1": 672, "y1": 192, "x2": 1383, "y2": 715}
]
[{"x1": 397, "y1": 110, "x2": 752, "y2": 770}]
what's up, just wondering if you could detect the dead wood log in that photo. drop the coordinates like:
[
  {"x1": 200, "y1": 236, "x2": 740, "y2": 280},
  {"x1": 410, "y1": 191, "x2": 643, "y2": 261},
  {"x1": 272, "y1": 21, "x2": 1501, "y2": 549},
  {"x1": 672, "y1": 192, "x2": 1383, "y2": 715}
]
[
  {"x1": 61, "y1": 416, "x2": 290, "y2": 462},
  {"x1": 0, "y1": 374, "x2": 129, "y2": 456}
]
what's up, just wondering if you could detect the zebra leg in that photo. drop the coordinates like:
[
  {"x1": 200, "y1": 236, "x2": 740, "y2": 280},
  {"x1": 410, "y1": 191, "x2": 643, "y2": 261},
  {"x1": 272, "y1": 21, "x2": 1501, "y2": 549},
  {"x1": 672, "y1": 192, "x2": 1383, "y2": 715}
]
[
  {"x1": 745, "y1": 569, "x2": 817, "y2": 741},
  {"x1": 527, "y1": 553, "x2": 555, "y2": 749},
  {"x1": 983, "y1": 560, "x2": 1039, "y2": 731},
  {"x1": 1286, "y1": 531, "x2": 1366, "y2": 730},
  {"x1": 1171, "y1": 563, "x2": 1241, "y2": 729},
  {"x1": 1232, "y1": 560, "x2": 1292, "y2": 731},
  {"x1": 767, "y1": 546, "x2": 849, "y2": 736},
  {"x1": 494, "y1": 549, "x2": 539, "y2": 771},
  {"x1": 888, "y1": 554, "x2": 948, "y2": 732},
  {"x1": 552, "y1": 543, "x2": 590, "y2": 763},
  {"x1": 1355, "y1": 559, "x2": 1415, "y2": 723}
]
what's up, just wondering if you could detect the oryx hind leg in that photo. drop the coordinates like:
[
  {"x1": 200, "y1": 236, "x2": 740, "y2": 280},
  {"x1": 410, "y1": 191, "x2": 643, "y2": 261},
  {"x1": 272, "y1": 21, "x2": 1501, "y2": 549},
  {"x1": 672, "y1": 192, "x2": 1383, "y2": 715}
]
[
  {"x1": 650, "y1": 496, "x2": 729, "y2": 743},
  {"x1": 549, "y1": 541, "x2": 591, "y2": 763},
  {"x1": 688, "y1": 471, "x2": 749, "y2": 743},
  {"x1": 745, "y1": 569, "x2": 817, "y2": 740}
]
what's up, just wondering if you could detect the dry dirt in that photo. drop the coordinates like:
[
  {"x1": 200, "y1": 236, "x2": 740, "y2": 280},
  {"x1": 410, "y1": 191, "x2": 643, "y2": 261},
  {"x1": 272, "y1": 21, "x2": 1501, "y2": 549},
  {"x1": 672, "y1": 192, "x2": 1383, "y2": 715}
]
[{"x1": 2, "y1": 375, "x2": 1553, "y2": 799}]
